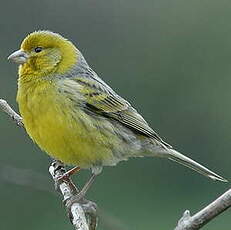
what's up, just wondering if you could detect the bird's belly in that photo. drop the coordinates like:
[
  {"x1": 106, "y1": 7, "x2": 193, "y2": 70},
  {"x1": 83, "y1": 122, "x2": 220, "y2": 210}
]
[{"x1": 19, "y1": 91, "x2": 127, "y2": 168}]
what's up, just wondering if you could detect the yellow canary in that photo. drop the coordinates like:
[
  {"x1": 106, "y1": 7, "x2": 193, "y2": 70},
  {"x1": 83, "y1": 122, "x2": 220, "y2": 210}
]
[{"x1": 8, "y1": 30, "x2": 226, "y2": 184}]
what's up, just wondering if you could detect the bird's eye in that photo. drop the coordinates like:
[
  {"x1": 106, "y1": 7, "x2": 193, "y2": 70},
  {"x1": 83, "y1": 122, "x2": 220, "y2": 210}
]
[{"x1": 34, "y1": 47, "x2": 43, "y2": 53}]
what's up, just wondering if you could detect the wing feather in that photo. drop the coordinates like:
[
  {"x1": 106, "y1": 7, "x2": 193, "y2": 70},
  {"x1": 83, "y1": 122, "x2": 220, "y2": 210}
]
[{"x1": 69, "y1": 76, "x2": 171, "y2": 148}]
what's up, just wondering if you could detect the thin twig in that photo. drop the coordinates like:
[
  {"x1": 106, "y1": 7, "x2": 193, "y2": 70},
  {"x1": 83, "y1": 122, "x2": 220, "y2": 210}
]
[
  {"x1": 0, "y1": 98, "x2": 97, "y2": 230},
  {"x1": 175, "y1": 188, "x2": 231, "y2": 230},
  {"x1": 0, "y1": 99, "x2": 23, "y2": 126}
]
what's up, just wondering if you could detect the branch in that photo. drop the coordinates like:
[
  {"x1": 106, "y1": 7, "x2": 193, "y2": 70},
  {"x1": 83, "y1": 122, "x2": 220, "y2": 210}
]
[
  {"x1": 0, "y1": 98, "x2": 97, "y2": 230},
  {"x1": 0, "y1": 99, "x2": 23, "y2": 126},
  {"x1": 175, "y1": 188, "x2": 231, "y2": 230}
]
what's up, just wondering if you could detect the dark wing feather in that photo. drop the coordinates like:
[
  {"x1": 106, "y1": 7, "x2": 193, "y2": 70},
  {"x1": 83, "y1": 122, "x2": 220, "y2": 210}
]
[{"x1": 72, "y1": 76, "x2": 171, "y2": 148}]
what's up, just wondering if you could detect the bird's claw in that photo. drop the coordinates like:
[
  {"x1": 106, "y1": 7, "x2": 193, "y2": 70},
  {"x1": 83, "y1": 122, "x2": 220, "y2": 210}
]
[
  {"x1": 56, "y1": 166, "x2": 81, "y2": 184},
  {"x1": 82, "y1": 200, "x2": 97, "y2": 215},
  {"x1": 65, "y1": 193, "x2": 83, "y2": 209},
  {"x1": 56, "y1": 173, "x2": 70, "y2": 183},
  {"x1": 65, "y1": 193, "x2": 84, "y2": 222},
  {"x1": 65, "y1": 196, "x2": 98, "y2": 224}
]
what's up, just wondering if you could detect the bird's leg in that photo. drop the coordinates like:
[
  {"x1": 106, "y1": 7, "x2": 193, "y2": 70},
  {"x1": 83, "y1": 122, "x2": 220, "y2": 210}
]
[
  {"x1": 77, "y1": 173, "x2": 97, "y2": 199},
  {"x1": 67, "y1": 173, "x2": 97, "y2": 205},
  {"x1": 66, "y1": 166, "x2": 102, "y2": 209},
  {"x1": 76, "y1": 166, "x2": 103, "y2": 199},
  {"x1": 65, "y1": 172, "x2": 97, "y2": 215},
  {"x1": 57, "y1": 166, "x2": 81, "y2": 182}
]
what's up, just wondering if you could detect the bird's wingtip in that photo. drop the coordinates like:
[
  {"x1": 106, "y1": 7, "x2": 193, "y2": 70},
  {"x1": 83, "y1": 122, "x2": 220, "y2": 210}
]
[{"x1": 209, "y1": 175, "x2": 228, "y2": 183}]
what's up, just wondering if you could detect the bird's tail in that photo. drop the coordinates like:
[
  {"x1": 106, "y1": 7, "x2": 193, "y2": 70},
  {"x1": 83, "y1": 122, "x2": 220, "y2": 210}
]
[{"x1": 160, "y1": 148, "x2": 227, "y2": 182}]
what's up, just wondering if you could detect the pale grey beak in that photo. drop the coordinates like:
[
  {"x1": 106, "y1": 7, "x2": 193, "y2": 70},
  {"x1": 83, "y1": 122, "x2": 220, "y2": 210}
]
[{"x1": 8, "y1": 50, "x2": 29, "y2": 64}]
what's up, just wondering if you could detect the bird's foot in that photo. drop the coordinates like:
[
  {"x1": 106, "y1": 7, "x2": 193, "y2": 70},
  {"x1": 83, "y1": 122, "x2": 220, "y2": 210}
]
[
  {"x1": 65, "y1": 191, "x2": 85, "y2": 208},
  {"x1": 64, "y1": 173, "x2": 97, "y2": 208},
  {"x1": 57, "y1": 166, "x2": 81, "y2": 182},
  {"x1": 81, "y1": 199, "x2": 97, "y2": 215},
  {"x1": 65, "y1": 190, "x2": 87, "y2": 223},
  {"x1": 66, "y1": 196, "x2": 98, "y2": 225}
]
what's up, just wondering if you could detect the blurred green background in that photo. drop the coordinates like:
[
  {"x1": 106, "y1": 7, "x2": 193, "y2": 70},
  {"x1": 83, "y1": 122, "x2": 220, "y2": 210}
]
[{"x1": 0, "y1": 0, "x2": 230, "y2": 229}]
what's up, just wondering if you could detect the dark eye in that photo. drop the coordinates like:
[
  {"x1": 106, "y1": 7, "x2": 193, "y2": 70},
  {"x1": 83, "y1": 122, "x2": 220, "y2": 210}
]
[{"x1": 34, "y1": 47, "x2": 43, "y2": 53}]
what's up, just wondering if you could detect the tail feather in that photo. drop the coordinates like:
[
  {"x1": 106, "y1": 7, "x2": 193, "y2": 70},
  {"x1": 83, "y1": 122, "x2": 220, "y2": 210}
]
[{"x1": 167, "y1": 149, "x2": 227, "y2": 182}]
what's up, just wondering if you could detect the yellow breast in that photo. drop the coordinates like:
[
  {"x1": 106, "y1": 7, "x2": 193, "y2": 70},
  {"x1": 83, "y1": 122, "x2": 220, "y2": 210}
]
[{"x1": 16, "y1": 78, "x2": 121, "y2": 168}]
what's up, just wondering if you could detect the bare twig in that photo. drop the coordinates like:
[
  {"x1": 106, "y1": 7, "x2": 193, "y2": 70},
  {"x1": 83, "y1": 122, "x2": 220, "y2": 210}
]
[
  {"x1": 0, "y1": 98, "x2": 97, "y2": 230},
  {"x1": 175, "y1": 188, "x2": 231, "y2": 230},
  {"x1": 0, "y1": 99, "x2": 23, "y2": 126}
]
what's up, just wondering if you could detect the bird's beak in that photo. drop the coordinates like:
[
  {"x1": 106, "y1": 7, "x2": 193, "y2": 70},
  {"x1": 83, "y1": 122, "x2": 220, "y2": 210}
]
[{"x1": 8, "y1": 50, "x2": 29, "y2": 64}]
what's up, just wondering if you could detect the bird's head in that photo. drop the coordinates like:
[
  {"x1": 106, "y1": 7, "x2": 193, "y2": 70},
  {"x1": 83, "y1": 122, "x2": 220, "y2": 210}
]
[{"x1": 8, "y1": 30, "x2": 78, "y2": 78}]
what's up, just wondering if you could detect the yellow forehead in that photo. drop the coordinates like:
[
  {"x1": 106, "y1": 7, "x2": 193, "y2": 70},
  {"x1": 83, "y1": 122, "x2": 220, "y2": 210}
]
[{"x1": 21, "y1": 30, "x2": 69, "y2": 51}]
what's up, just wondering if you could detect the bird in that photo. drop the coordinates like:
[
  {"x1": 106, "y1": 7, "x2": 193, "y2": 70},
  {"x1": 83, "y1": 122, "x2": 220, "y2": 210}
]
[{"x1": 8, "y1": 30, "x2": 227, "y2": 197}]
